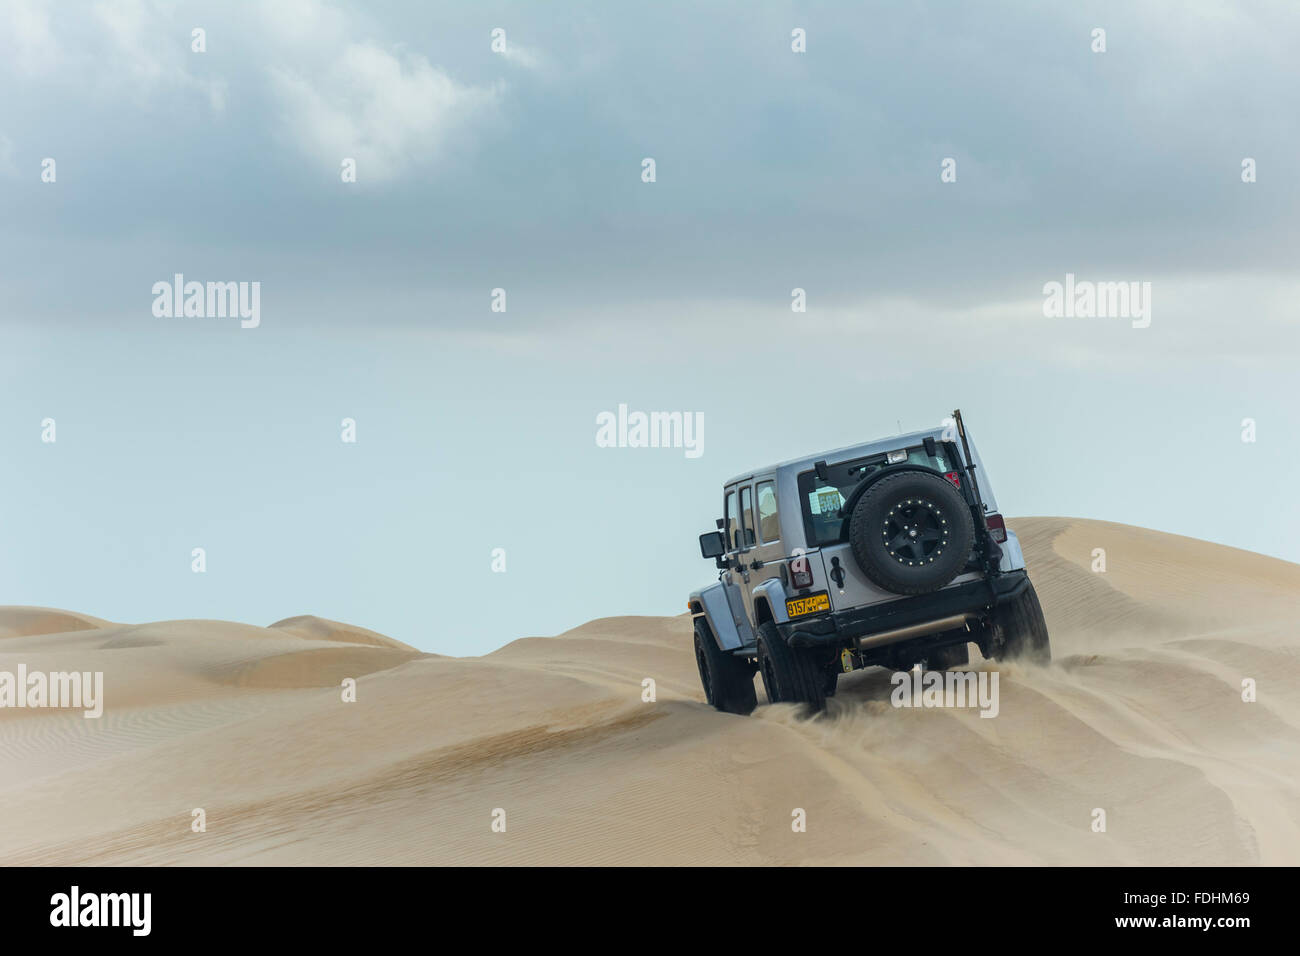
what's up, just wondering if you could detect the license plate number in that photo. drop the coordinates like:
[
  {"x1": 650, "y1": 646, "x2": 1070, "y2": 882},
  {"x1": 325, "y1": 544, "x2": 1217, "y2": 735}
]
[{"x1": 785, "y1": 592, "x2": 830, "y2": 618}]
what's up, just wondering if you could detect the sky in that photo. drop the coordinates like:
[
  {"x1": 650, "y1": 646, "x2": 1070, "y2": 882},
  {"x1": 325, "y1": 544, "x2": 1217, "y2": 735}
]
[{"x1": 1, "y1": 0, "x2": 1296, "y2": 654}]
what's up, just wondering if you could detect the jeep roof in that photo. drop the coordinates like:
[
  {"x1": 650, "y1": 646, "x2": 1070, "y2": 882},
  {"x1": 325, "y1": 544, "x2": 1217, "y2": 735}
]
[{"x1": 723, "y1": 425, "x2": 999, "y2": 515}]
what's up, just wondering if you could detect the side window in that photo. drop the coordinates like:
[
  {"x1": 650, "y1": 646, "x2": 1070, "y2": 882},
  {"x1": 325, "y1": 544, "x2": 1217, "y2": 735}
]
[
  {"x1": 739, "y1": 486, "x2": 756, "y2": 548},
  {"x1": 756, "y1": 481, "x2": 779, "y2": 543},
  {"x1": 724, "y1": 491, "x2": 737, "y2": 551}
]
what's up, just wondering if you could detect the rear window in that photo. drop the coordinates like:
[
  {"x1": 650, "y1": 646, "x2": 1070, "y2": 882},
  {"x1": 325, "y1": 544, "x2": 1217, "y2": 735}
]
[
  {"x1": 798, "y1": 444, "x2": 959, "y2": 547},
  {"x1": 756, "y1": 481, "x2": 780, "y2": 543}
]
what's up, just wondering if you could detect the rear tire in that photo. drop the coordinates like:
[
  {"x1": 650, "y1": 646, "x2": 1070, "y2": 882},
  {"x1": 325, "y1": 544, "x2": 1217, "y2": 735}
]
[
  {"x1": 991, "y1": 580, "x2": 1051, "y2": 664},
  {"x1": 822, "y1": 663, "x2": 840, "y2": 697},
  {"x1": 694, "y1": 621, "x2": 757, "y2": 714},
  {"x1": 756, "y1": 621, "x2": 827, "y2": 713}
]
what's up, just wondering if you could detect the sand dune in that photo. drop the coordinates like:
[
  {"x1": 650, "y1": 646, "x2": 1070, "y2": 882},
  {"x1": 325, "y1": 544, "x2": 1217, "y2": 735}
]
[
  {"x1": 0, "y1": 606, "x2": 113, "y2": 639},
  {"x1": 1, "y1": 518, "x2": 1297, "y2": 865},
  {"x1": 267, "y1": 615, "x2": 421, "y2": 652}
]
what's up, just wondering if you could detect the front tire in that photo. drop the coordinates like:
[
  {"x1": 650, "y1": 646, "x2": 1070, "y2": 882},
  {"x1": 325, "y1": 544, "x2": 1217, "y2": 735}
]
[
  {"x1": 991, "y1": 580, "x2": 1051, "y2": 664},
  {"x1": 694, "y1": 621, "x2": 757, "y2": 714},
  {"x1": 756, "y1": 621, "x2": 827, "y2": 713}
]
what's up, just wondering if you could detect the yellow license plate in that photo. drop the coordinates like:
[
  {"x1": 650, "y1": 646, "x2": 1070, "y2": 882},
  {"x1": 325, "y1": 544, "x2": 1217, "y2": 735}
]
[{"x1": 786, "y1": 591, "x2": 830, "y2": 618}]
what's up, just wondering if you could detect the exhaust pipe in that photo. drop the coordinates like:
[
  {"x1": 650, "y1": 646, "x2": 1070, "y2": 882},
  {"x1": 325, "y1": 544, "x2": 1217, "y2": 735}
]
[{"x1": 854, "y1": 614, "x2": 971, "y2": 651}]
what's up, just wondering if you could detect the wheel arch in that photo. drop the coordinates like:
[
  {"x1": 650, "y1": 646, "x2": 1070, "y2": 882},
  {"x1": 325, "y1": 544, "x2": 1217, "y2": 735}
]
[
  {"x1": 688, "y1": 583, "x2": 743, "y2": 651},
  {"x1": 750, "y1": 578, "x2": 790, "y2": 627}
]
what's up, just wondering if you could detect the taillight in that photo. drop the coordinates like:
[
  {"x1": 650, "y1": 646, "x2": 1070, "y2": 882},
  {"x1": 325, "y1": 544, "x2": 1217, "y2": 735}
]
[
  {"x1": 944, "y1": 471, "x2": 961, "y2": 489},
  {"x1": 985, "y1": 513, "x2": 1007, "y2": 543},
  {"x1": 789, "y1": 556, "x2": 814, "y2": 589}
]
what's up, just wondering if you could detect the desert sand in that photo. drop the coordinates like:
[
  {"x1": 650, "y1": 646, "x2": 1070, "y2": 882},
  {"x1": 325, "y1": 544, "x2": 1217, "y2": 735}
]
[{"x1": 1, "y1": 517, "x2": 1297, "y2": 866}]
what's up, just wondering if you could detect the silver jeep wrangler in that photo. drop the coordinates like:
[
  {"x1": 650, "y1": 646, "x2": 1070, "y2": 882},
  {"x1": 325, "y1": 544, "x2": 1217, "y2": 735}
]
[{"x1": 688, "y1": 409, "x2": 1050, "y2": 715}]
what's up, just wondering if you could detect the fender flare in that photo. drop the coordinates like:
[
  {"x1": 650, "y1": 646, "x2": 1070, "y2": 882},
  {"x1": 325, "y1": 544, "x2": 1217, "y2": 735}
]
[
  {"x1": 750, "y1": 577, "x2": 791, "y2": 627},
  {"x1": 688, "y1": 582, "x2": 744, "y2": 651}
]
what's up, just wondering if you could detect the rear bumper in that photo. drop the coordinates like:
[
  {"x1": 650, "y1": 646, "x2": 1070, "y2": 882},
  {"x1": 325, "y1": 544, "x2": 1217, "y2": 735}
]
[{"x1": 783, "y1": 570, "x2": 1029, "y2": 649}]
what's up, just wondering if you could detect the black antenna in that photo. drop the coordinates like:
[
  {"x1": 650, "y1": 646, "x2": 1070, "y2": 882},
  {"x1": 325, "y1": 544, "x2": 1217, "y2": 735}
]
[{"x1": 953, "y1": 408, "x2": 988, "y2": 533}]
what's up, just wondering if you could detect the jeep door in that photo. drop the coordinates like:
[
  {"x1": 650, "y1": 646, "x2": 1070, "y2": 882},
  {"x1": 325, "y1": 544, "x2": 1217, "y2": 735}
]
[
  {"x1": 742, "y1": 478, "x2": 788, "y2": 624},
  {"x1": 718, "y1": 484, "x2": 756, "y2": 648}
]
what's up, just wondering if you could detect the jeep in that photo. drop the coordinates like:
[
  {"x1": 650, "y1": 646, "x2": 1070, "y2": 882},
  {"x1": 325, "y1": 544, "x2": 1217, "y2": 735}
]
[{"x1": 688, "y1": 409, "x2": 1050, "y2": 715}]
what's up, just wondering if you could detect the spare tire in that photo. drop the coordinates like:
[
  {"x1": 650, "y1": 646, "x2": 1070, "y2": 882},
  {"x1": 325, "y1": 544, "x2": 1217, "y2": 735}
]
[{"x1": 847, "y1": 470, "x2": 975, "y2": 595}]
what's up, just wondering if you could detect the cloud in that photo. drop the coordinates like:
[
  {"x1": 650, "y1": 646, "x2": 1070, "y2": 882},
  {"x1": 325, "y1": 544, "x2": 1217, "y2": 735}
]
[
  {"x1": 497, "y1": 42, "x2": 544, "y2": 71},
  {"x1": 1, "y1": 0, "x2": 61, "y2": 75},
  {"x1": 91, "y1": 0, "x2": 227, "y2": 110},
  {"x1": 268, "y1": 42, "x2": 499, "y2": 183},
  {"x1": 0, "y1": 0, "x2": 225, "y2": 110}
]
